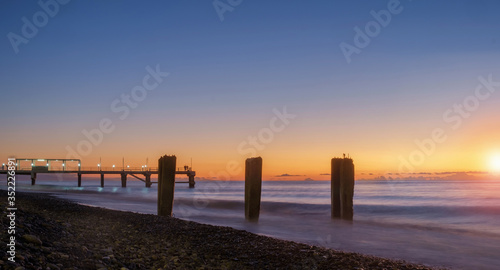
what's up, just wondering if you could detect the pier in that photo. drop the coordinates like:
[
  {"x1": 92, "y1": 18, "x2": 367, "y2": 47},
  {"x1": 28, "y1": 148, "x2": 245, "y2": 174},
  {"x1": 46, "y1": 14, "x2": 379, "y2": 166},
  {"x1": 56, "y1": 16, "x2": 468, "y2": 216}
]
[
  {"x1": 0, "y1": 158, "x2": 195, "y2": 188},
  {"x1": 2, "y1": 156, "x2": 357, "y2": 220}
]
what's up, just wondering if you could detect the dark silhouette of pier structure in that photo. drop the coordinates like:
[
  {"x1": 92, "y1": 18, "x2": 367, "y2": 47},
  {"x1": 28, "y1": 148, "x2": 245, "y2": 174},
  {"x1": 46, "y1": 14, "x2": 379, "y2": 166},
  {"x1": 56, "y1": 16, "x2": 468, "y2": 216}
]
[
  {"x1": 0, "y1": 158, "x2": 195, "y2": 188},
  {"x1": 3, "y1": 155, "x2": 355, "y2": 220}
]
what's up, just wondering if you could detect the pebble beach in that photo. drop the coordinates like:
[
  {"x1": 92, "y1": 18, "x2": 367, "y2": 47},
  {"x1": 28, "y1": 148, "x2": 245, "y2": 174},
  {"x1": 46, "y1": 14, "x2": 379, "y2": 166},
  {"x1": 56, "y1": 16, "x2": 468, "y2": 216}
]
[{"x1": 0, "y1": 190, "x2": 443, "y2": 269}]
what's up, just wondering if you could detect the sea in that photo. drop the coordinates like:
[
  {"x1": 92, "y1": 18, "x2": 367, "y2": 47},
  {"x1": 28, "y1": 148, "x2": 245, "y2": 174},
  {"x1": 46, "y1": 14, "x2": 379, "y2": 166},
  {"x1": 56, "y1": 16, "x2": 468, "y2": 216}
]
[{"x1": 5, "y1": 175, "x2": 500, "y2": 270}]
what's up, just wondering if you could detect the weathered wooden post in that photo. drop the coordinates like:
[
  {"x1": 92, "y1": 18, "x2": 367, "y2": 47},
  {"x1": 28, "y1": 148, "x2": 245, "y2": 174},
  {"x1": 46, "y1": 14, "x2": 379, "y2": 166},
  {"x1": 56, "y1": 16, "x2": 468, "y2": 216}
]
[
  {"x1": 331, "y1": 158, "x2": 342, "y2": 218},
  {"x1": 245, "y1": 157, "x2": 262, "y2": 222},
  {"x1": 100, "y1": 174, "x2": 105, "y2": 188},
  {"x1": 158, "y1": 155, "x2": 176, "y2": 216},
  {"x1": 77, "y1": 173, "x2": 82, "y2": 187},
  {"x1": 31, "y1": 172, "x2": 36, "y2": 185},
  {"x1": 331, "y1": 157, "x2": 355, "y2": 220},
  {"x1": 188, "y1": 171, "x2": 195, "y2": 188},
  {"x1": 340, "y1": 158, "x2": 355, "y2": 220},
  {"x1": 121, "y1": 173, "x2": 127, "y2": 188}
]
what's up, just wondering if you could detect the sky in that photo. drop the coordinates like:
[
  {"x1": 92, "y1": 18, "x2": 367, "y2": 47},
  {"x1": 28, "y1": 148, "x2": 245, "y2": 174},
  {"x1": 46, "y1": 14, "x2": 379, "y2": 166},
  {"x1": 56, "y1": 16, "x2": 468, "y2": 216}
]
[{"x1": 1, "y1": 0, "x2": 500, "y2": 180}]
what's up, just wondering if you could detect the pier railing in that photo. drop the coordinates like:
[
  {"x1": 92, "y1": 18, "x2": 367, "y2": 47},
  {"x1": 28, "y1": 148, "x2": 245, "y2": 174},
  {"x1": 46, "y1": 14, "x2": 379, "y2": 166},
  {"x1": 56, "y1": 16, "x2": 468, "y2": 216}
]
[
  {"x1": 13, "y1": 166, "x2": 160, "y2": 172},
  {"x1": 1, "y1": 163, "x2": 195, "y2": 189}
]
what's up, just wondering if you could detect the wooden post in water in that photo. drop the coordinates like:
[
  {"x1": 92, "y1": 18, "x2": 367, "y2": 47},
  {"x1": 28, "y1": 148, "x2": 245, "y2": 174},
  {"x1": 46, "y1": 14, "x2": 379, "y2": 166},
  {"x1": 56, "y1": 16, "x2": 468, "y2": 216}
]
[
  {"x1": 31, "y1": 172, "x2": 36, "y2": 185},
  {"x1": 245, "y1": 157, "x2": 262, "y2": 222},
  {"x1": 121, "y1": 173, "x2": 127, "y2": 188},
  {"x1": 145, "y1": 174, "x2": 152, "y2": 188},
  {"x1": 100, "y1": 174, "x2": 105, "y2": 188},
  {"x1": 188, "y1": 171, "x2": 195, "y2": 188},
  {"x1": 158, "y1": 155, "x2": 176, "y2": 216},
  {"x1": 340, "y1": 158, "x2": 355, "y2": 220},
  {"x1": 331, "y1": 157, "x2": 355, "y2": 220},
  {"x1": 77, "y1": 173, "x2": 82, "y2": 187},
  {"x1": 331, "y1": 158, "x2": 342, "y2": 218}
]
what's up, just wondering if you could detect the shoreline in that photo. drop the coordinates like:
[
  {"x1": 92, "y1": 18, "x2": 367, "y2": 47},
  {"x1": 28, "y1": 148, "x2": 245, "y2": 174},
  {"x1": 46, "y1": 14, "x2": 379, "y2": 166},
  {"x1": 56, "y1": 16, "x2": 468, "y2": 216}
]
[{"x1": 0, "y1": 190, "x2": 443, "y2": 269}]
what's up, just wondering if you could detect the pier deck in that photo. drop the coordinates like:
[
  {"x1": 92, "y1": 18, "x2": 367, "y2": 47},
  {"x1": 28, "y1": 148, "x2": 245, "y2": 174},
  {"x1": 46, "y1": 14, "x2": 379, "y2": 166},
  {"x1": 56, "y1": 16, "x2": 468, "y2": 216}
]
[{"x1": 0, "y1": 168, "x2": 196, "y2": 188}]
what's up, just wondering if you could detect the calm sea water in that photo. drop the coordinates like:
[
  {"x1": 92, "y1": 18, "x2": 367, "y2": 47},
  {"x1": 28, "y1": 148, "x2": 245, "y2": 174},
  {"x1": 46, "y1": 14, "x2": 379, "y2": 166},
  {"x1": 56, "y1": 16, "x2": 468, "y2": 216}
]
[{"x1": 6, "y1": 176, "x2": 500, "y2": 269}]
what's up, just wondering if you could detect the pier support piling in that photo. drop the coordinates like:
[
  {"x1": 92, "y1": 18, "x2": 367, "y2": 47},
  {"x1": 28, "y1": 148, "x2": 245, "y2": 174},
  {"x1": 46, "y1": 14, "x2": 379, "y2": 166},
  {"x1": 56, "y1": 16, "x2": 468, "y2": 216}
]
[
  {"x1": 188, "y1": 172, "x2": 195, "y2": 188},
  {"x1": 121, "y1": 173, "x2": 127, "y2": 188},
  {"x1": 158, "y1": 155, "x2": 176, "y2": 216},
  {"x1": 77, "y1": 173, "x2": 82, "y2": 187},
  {"x1": 245, "y1": 157, "x2": 262, "y2": 222},
  {"x1": 331, "y1": 157, "x2": 355, "y2": 220},
  {"x1": 145, "y1": 174, "x2": 152, "y2": 188},
  {"x1": 31, "y1": 172, "x2": 36, "y2": 185},
  {"x1": 100, "y1": 174, "x2": 104, "y2": 188}
]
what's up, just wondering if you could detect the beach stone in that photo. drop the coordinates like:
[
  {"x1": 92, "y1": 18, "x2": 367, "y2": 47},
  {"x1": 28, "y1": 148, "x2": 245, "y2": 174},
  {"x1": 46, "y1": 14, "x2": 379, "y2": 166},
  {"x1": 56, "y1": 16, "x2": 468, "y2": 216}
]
[
  {"x1": 48, "y1": 252, "x2": 58, "y2": 260},
  {"x1": 22, "y1": 234, "x2": 42, "y2": 245},
  {"x1": 47, "y1": 263, "x2": 60, "y2": 270},
  {"x1": 42, "y1": 222, "x2": 53, "y2": 229},
  {"x1": 101, "y1": 247, "x2": 113, "y2": 253}
]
